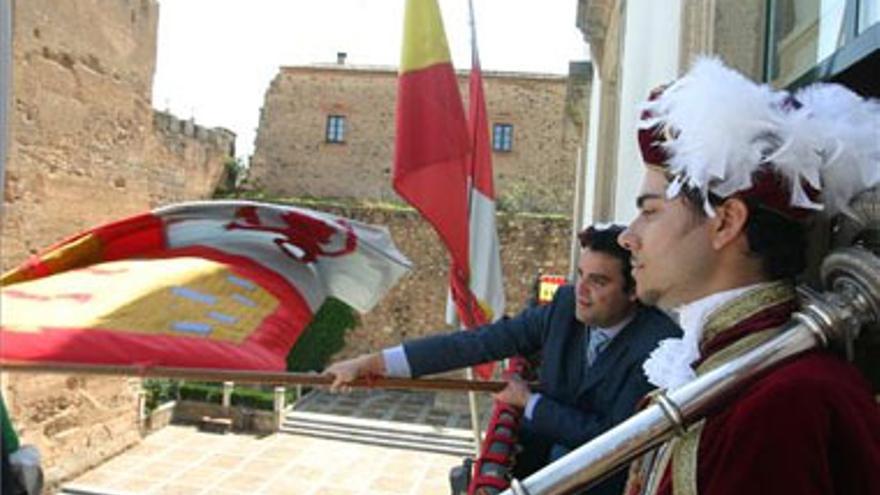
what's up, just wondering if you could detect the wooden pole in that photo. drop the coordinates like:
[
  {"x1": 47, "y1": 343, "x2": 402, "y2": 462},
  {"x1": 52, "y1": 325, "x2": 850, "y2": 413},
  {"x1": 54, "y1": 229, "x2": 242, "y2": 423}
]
[
  {"x1": 1, "y1": 0, "x2": 12, "y2": 209},
  {"x1": 0, "y1": 360, "x2": 517, "y2": 393}
]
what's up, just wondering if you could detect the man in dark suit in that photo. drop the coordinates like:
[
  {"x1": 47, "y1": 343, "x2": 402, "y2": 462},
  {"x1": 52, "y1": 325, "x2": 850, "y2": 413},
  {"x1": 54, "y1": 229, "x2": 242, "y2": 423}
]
[{"x1": 326, "y1": 224, "x2": 681, "y2": 495}]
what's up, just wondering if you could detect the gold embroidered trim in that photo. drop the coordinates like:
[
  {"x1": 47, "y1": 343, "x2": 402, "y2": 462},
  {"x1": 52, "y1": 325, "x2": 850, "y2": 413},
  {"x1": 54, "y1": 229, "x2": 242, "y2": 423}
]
[
  {"x1": 700, "y1": 282, "x2": 795, "y2": 347},
  {"x1": 624, "y1": 446, "x2": 661, "y2": 495},
  {"x1": 645, "y1": 440, "x2": 677, "y2": 495},
  {"x1": 669, "y1": 283, "x2": 795, "y2": 495},
  {"x1": 672, "y1": 420, "x2": 704, "y2": 495},
  {"x1": 696, "y1": 327, "x2": 782, "y2": 375},
  {"x1": 669, "y1": 329, "x2": 778, "y2": 495}
]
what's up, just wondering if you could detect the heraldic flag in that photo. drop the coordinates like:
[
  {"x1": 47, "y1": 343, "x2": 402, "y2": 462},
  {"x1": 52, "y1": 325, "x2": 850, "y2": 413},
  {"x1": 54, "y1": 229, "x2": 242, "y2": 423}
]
[
  {"x1": 394, "y1": 0, "x2": 492, "y2": 336},
  {"x1": 0, "y1": 201, "x2": 411, "y2": 370}
]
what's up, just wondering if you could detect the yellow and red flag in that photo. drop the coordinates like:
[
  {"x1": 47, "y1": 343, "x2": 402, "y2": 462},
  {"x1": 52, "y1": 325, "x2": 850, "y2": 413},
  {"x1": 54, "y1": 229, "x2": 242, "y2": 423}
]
[
  {"x1": 393, "y1": 0, "x2": 478, "y2": 326},
  {"x1": 394, "y1": 0, "x2": 495, "y2": 330},
  {"x1": 0, "y1": 201, "x2": 411, "y2": 370}
]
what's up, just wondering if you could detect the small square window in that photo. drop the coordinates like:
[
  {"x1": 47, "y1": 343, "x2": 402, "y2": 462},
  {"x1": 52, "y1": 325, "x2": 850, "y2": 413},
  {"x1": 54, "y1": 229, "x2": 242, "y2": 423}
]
[
  {"x1": 326, "y1": 115, "x2": 346, "y2": 143},
  {"x1": 493, "y1": 123, "x2": 513, "y2": 152}
]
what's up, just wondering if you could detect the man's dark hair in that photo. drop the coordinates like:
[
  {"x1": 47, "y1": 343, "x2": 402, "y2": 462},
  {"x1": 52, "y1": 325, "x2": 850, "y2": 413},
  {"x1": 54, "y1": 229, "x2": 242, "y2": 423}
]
[
  {"x1": 578, "y1": 224, "x2": 635, "y2": 293},
  {"x1": 677, "y1": 182, "x2": 807, "y2": 280}
]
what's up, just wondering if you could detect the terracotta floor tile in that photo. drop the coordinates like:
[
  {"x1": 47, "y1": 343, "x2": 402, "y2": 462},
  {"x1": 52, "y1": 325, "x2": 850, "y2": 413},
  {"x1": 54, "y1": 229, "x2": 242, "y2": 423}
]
[
  {"x1": 128, "y1": 442, "x2": 172, "y2": 457},
  {"x1": 159, "y1": 447, "x2": 206, "y2": 465},
  {"x1": 62, "y1": 403, "x2": 468, "y2": 495},
  {"x1": 152, "y1": 482, "x2": 206, "y2": 495},
  {"x1": 424, "y1": 464, "x2": 455, "y2": 480},
  {"x1": 180, "y1": 466, "x2": 226, "y2": 485},
  {"x1": 69, "y1": 469, "x2": 119, "y2": 485},
  {"x1": 258, "y1": 478, "x2": 318, "y2": 495},
  {"x1": 319, "y1": 469, "x2": 375, "y2": 491},
  {"x1": 312, "y1": 487, "x2": 359, "y2": 495},
  {"x1": 369, "y1": 475, "x2": 419, "y2": 494},
  {"x1": 258, "y1": 445, "x2": 304, "y2": 461},
  {"x1": 215, "y1": 473, "x2": 270, "y2": 492},
  {"x1": 201, "y1": 453, "x2": 248, "y2": 469},
  {"x1": 238, "y1": 458, "x2": 280, "y2": 476},
  {"x1": 412, "y1": 479, "x2": 450, "y2": 494},
  {"x1": 106, "y1": 475, "x2": 162, "y2": 493},
  {"x1": 282, "y1": 463, "x2": 326, "y2": 482},
  {"x1": 137, "y1": 461, "x2": 185, "y2": 479}
]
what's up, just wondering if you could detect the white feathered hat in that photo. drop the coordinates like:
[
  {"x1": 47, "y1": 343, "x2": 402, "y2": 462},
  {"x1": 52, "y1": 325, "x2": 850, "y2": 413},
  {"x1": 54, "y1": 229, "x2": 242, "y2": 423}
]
[{"x1": 638, "y1": 57, "x2": 880, "y2": 219}]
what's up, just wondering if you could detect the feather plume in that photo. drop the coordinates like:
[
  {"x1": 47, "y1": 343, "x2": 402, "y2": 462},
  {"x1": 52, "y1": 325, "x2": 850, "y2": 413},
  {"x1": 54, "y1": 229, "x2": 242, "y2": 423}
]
[{"x1": 640, "y1": 56, "x2": 880, "y2": 217}]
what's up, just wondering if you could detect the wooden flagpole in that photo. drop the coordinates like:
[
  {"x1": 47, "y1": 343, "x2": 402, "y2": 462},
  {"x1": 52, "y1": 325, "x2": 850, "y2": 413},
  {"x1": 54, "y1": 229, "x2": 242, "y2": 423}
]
[
  {"x1": 0, "y1": 360, "x2": 518, "y2": 393},
  {"x1": 1, "y1": 0, "x2": 12, "y2": 206}
]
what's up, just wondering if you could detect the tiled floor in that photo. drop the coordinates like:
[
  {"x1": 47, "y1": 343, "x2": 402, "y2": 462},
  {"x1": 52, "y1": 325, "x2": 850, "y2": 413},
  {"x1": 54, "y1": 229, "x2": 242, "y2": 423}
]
[
  {"x1": 64, "y1": 425, "x2": 462, "y2": 495},
  {"x1": 293, "y1": 389, "x2": 475, "y2": 429},
  {"x1": 63, "y1": 390, "x2": 483, "y2": 495}
]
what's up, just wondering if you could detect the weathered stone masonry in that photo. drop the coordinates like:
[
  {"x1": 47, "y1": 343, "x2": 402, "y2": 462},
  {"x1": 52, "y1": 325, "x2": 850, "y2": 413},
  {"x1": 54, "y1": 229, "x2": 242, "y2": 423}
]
[
  {"x1": 2, "y1": 0, "x2": 233, "y2": 485},
  {"x1": 248, "y1": 63, "x2": 591, "y2": 214}
]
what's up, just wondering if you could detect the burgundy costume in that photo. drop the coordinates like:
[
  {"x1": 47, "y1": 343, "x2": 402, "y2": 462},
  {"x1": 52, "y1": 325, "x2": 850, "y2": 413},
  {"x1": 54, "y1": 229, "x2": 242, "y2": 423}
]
[{"x1": 625, "y1": 283, "x2": 880, "y2": 495}]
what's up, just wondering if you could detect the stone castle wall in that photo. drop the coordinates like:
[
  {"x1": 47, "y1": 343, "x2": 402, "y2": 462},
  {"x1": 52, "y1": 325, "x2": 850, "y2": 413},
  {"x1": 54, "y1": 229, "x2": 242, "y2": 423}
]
[
  {"x1": 2, "y1": 0, "x2": 233, "y2": 485},
  {"x1": 247, "y1": 65, "x2": 590, "y2": 214}
]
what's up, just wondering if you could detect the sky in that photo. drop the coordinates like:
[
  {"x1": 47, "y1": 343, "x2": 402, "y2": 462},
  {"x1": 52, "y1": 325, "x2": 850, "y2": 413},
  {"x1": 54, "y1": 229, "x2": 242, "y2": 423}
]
[{"x1": 152, "y1": 0, "x2": 589, "y2": 159}]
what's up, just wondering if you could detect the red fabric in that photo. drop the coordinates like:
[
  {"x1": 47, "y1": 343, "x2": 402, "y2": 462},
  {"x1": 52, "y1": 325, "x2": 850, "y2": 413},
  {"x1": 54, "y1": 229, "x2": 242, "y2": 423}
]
[
  {"x1": 467, "y1": 56, "x2": 494, "y2": 200},
  {"x1": 395, "y1": 32, "x2": 502, "y2": 379},
  {"x1": 95, "y1": 213, "x2": 166, "y2": 260},
  {"x1": 464, "y1": 55, "x2": 497, "y2": 379},
  {"x1": 394, "y1": 62, "x2": 470, "y2": 272},
  {"x1": 652, "y1": 305, "x2": 880, "y2": 495},
  {"x1": 394, "y1": 62, "x2": 489, "y2": 351},
  {"x1": 737, "y1": 169, "x2": 818, "y2": 221},
  {"x1": 4, "y1": 213, "x2": 165, "y2": 284},
  {"x1": 637, "y1": 85, "x2": 671, "y2": 167},
  {"x1": 0, "y1": 246, "x2": 313, "y2": 370}
]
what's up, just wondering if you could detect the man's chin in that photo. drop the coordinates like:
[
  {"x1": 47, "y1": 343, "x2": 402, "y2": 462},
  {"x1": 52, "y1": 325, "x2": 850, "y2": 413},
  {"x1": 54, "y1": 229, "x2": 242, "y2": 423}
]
[{"x1": 636, "y1": 288, "x2": 665, "y2": 308}]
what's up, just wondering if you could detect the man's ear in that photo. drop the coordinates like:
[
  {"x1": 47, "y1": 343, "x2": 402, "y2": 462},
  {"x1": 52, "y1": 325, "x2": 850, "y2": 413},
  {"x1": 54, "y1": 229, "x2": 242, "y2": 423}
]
[{"x1": 710, "y1": 198, "x2": 749, "y2": 250}]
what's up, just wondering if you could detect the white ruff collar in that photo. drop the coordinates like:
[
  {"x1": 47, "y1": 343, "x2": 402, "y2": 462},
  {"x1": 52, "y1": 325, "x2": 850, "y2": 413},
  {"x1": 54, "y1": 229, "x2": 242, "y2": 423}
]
[{"x1": 643, "y1": 283, "x2": 768, "y2": 390}]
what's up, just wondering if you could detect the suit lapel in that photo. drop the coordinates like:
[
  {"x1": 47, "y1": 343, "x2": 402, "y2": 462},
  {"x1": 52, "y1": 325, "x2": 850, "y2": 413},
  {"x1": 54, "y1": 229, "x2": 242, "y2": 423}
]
[
  {"x1": 568, "y1": 323, "x2": 587, "y2": 393},
  {"x1": 578, "y1": 314, "x2": 639, "y2": 394}
]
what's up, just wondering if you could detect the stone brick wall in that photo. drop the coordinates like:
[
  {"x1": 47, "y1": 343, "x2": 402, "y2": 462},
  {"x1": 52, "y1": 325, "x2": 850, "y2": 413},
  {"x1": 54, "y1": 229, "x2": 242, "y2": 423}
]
[
  {"x1": 2, "y1": 374, "x2": 144, "y2": 484},
  {"x1": 247, "y1": 64, "x2": 589, "y2": 214},
  {"x1": 711, "y1": 0, "x2": 767, "y2": 80},
  {"x1": 284, "y1": 201, "x2": 573, "y2": 358},
  {"x1": 680, "y1": 0, "x2": 767, "y2": 81},
  {"x1": 1, "y1": 0, "x2": 234, "y2": 486}
]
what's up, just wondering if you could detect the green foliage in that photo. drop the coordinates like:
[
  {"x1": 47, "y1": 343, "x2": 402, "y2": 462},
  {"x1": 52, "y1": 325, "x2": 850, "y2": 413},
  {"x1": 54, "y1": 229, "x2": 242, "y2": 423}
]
[
  {"x1": 214, "y1": 157, "x2": 247, "y2": 196},
  {"x1": 286, "y1": 297, "x2": 359, "y2": 372},
  {"x1": 143, "y1": 378, "x2": 181, "y2": 412},
  {"x1": 213, "y1": 189, "x2": 413, "y2": 213},
  {"x1": 496, "y1": 180, "x2": 570, "y2": 214},
  {"x1": 177, "y1": 381, "x2": 222, "y2": 404},
  {"x1": 176, "y1": 382, "x2": 296, "y2": 411}
]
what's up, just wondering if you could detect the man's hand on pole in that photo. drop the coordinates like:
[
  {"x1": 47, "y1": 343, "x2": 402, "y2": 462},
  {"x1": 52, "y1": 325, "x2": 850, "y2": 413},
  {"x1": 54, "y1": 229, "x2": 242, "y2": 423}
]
[
  {"x1": 323, "y1": 353, "x2": 386, "y2": 392},
  {"x1": 494, "y1": 374, "x2": 531, "y2": 408}
]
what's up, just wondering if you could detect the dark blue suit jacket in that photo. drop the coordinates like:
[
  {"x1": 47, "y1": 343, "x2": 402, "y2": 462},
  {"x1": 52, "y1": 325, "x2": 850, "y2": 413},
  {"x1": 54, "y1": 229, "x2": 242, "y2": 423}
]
[{"x1": 403, "y1": 285, "x2": 681, "y2": 494}]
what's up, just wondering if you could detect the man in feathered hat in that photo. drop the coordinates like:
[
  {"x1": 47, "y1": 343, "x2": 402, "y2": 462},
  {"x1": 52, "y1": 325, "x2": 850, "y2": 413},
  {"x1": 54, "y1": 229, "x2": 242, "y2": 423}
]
[{"x1": 617, "y1": 57, "x2": 880, "y2": 495}]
